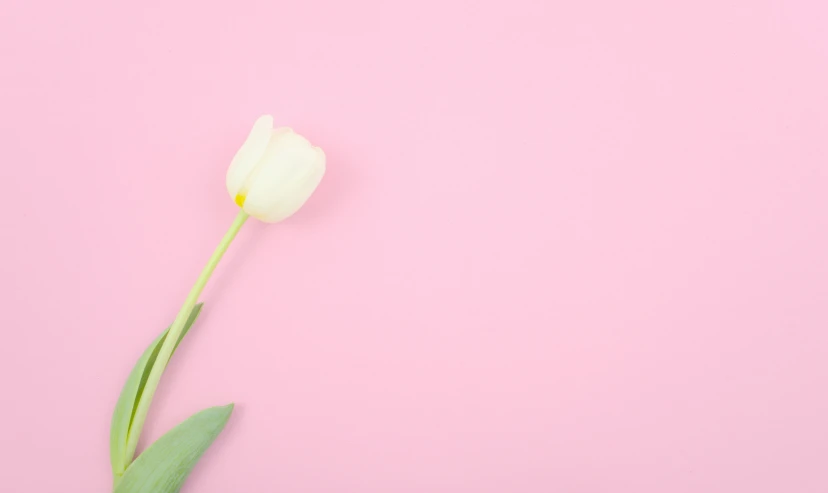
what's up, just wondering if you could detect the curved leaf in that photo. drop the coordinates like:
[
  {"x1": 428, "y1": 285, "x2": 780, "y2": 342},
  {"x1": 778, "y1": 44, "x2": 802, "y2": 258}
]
[
  {"x1": 114, "y1": 404, "x2": 234, "y2": 493},
  {"x1": 110, "y1": 304, "x2": 204, "y2": 479}
]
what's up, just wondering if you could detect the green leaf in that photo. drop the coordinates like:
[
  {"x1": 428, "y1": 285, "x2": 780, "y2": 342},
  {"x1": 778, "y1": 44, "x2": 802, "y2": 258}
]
[
  {"x1": 114, "y1": 404, "x2": 234, "y2": 493},
  {"x1": 110, "y1": 304, "x2": 204, "y2": 479}
]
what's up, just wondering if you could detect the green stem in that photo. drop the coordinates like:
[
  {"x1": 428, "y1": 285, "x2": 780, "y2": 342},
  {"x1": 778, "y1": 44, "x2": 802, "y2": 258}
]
[{"x1": 124, "y1": 209, "x2": 249, "y2": 462}]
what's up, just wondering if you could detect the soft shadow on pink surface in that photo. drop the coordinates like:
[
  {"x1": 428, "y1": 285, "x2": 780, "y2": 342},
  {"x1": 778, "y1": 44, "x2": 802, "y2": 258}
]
[{"x1": 1, "y1": 1, "x2": 828, "y2": 492}]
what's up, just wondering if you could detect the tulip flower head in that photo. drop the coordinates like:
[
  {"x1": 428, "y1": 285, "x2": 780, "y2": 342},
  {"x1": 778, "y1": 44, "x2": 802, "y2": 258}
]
[{"x1": 227, "y1": 115, "x2": 326, "y2": 223}]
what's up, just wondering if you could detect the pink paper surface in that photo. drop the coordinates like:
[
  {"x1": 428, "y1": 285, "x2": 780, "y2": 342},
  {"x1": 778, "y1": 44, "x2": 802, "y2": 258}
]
[{"x1": 1, "y1": 0, "x2": 827, "y2": 491}]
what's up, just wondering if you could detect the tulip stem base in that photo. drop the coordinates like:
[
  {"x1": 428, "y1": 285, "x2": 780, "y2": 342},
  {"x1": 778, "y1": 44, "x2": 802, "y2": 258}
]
[{"x1": 124, "y1": 209, "x2": 249, "y2": 462}]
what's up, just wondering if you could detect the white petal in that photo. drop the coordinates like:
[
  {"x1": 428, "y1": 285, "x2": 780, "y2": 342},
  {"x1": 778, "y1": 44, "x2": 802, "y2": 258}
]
[
  {"x1": 272, "y1": 126, "x2": 292, "y2": 137},
  {"x1": 226, "y1": 115, "x2": 273, "y2": 199},
  {"x1": 242, "y1": 130, "x2": 326, "y2": 223}
]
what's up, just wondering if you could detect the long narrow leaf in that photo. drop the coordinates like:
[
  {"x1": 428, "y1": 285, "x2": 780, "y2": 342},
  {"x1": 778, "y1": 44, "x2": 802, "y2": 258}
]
[
  {"x1": 110, "y1": 304, "x2": 204, "y2": 478},
  {"x1": 114, "y1": 404, "x2": 234, "y2": 493}
]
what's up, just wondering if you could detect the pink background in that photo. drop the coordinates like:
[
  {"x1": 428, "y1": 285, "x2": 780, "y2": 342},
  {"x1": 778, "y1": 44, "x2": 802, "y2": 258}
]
[{"x1": 1, "y1": 0, "x2": 827, "y2": 491}]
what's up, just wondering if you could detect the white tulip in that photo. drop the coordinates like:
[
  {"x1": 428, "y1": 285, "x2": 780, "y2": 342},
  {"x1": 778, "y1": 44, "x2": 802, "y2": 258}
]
[
  {"x1": 124, "y1": 117, "x2": 327, "y2": 469},
  {"x1": 226, "y1": 115, "x2": 326, "y2": 223}
]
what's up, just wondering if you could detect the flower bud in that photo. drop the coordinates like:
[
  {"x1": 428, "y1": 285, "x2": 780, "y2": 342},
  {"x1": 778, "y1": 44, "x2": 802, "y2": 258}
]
[{"x1": 226, "y1": 115, "x2": 326, "y2": 222}]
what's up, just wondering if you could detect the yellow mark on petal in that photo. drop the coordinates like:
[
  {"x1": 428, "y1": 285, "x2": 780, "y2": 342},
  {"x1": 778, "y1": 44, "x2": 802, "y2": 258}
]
[{"x1": 234, "y1": 193, "x2": 247, "y2": 207}]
